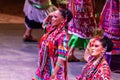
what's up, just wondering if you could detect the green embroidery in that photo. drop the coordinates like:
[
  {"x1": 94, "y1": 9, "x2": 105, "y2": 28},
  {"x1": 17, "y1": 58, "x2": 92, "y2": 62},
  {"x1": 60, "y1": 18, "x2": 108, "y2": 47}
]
[
  {"x1": 29, "y1": 0, "x2": 52, "y2": 9},
  {"x1": 58, "y1": 54, "x2": 66, "y2": 59}
]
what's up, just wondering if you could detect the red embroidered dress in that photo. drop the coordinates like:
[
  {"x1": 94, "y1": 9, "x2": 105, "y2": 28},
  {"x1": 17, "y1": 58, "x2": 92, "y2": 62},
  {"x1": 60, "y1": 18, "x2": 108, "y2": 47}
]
[
  {"x1": 77, "y1": 56, "x2": 111, "y2": 80},
  {"x1": 99, "y1": 0, "x2": 120, "y2": 54},
  {"x1": 32, "y1": 20, "x2": 69, "y2": 80},
  {"x1": 68, "y1": 0, "x2": 96, "y2": 39}
]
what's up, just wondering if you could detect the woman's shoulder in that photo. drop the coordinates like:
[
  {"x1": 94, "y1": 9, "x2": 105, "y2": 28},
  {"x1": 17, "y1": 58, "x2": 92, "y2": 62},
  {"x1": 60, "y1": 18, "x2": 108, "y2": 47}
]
[
  {"x1": 56, "y1": 30, "x2": 69, "y2": 40},
  {"x1": 99, "y1": 60, "x2": 111, "y2": 74},
  {"x1": 58, "y1": 30, "x2": 68, "y2": 36},
  {"x1": 99, "y1": 60, "x2": 111, "y2": 79}
]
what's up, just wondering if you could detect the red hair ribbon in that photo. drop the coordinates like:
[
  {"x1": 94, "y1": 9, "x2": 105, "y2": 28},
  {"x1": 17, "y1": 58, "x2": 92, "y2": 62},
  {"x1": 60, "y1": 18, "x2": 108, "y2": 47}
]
[{"x1": 90, "y1": 36, "x2": 101, "y2": 47}]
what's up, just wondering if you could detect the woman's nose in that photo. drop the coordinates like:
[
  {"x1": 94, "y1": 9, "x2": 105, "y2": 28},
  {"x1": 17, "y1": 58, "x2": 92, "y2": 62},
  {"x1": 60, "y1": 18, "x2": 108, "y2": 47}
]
[{"x1": 91, "y1": 47, "x2": 95, "y2": 50}]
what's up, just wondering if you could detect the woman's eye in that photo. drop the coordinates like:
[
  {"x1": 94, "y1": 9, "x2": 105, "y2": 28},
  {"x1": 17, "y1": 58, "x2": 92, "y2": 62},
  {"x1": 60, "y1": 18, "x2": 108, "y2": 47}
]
[
  {"x1": 91, "y1": 44, "x2": 99, "y2": 47},
  {"x1": 94, "y1": 45, "x2": 99, "y2": 47},
  {"x1": 54, "y1": 15, "x2": 57, "y2": 18}
]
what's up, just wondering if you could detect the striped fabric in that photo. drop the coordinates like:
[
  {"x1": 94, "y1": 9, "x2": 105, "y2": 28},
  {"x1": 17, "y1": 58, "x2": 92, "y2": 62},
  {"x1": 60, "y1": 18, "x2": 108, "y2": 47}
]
[{"x1": 99, "y1": 0, "x2": 120, "y2": 54}]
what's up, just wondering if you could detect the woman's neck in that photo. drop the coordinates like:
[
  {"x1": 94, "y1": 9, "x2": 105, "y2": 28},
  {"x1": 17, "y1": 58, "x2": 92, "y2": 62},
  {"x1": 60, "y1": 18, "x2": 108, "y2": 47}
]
[
  {"x1": 92, "y1": 56, "x2": 105, "y2": 65},
  {"x1": 52, "y1": 24, "x2": 61, "y2": 29}
]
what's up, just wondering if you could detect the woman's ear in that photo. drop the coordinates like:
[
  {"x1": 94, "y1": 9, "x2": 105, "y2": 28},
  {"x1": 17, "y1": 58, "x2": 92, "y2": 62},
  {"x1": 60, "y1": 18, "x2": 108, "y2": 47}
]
[
  {"x1": 102, "y1": 48, "x2": 107, "y2": 53},
  {"x1": 61, "y1": 19, "x2": 65, "y2": 23}
]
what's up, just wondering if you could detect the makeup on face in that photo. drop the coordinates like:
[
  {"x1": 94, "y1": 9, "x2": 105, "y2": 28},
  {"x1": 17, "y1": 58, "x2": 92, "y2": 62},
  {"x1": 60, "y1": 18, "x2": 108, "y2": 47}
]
[
  {"x1": 91, "y1": 44, "x2": 101, "y2": 48},
  {"x1": 89, "y1": 40, "x2": 104, "y2": 57},
  {"x1": 51, "y1": 10, "x2": 64, "y2": 27}
]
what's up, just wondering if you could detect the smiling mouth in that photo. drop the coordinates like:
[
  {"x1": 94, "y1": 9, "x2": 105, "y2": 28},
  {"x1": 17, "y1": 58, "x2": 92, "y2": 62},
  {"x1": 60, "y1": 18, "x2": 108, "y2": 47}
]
[{"x1": 91, "y1": 50, "x2": 95, "y2": 53}]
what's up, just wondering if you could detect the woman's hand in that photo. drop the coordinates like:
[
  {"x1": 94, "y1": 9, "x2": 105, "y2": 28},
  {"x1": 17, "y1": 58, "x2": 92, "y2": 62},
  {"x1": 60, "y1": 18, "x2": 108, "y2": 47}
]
[
  {"x1": 50, "y1": 59, "x2": 63, "y2": 80},
  {"x1": 50, "y1": 73, "x2": 56, "y2": 80},
  {"x1": 84, "y1": 39, "x2": 94, "y2": 61},
  {"x1": 49, "y1": 12, "x2": 54, "y2": 17},
  {"x1": 42, "y1": 12, "x2": 55, "y2": 28}
]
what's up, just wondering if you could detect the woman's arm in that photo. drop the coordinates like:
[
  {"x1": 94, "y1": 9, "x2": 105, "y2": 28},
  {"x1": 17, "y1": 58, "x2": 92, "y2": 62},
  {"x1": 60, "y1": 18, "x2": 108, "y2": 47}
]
[
  {"x1": 50, "y1": 59, "x2": 64, "y2": 79},
  {"x1": 42, "y1": 12, "x2": 54, "y2": 29},
  {"x1": 84, "y1": 48, "x2": 90, "y2": 62},
  {"x1": 50, "y1": 33, "x2": 68, "y2": 79},
  {"x1": 84, "y1": 38, "x2": 94, "y2": 62}
]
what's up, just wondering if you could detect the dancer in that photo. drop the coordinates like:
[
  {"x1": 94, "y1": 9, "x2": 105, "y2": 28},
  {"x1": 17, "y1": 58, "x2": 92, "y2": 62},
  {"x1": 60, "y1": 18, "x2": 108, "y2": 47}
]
[
  {"x1": 23, "y1": 0, "x2": 57, "y2": 42},
  {"x1": 32, "y1": 9, "x2": 73, "y2": 80},
  {"x1": 99, "y1": 0, "x2": 120, "y2": 72},
  {"x1": 77, "y1": 36, "x2": 113, "y2": 80},
  {"x1": 67, "y1": 0, "x2": 97, "y2": 61}
]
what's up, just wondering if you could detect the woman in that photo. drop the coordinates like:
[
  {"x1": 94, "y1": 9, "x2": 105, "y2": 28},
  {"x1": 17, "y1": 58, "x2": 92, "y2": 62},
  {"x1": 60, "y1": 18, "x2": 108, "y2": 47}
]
[
  {"x1": 67, "y1": 0, "x2": 97, "y2": 61},
  {"x1": 77, "y1": 36, "x2": 113, "y2": 80},
  {"x1": 32, "y1": 9, "x2": 73, "y2": 80},
  {"x1": 23, "y1": 0, "x2": 57, "y2": 42}
]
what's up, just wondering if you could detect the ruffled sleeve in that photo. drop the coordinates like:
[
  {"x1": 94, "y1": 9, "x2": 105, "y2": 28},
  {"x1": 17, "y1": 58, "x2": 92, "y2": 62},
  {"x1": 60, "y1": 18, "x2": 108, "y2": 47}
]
[{"x1": 57, "y1": 33, "x2": 69, "y2": 61}]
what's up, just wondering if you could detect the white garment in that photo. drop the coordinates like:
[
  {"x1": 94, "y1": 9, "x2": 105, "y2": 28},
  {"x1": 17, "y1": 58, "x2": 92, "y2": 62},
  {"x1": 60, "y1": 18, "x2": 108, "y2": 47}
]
[{"x1": 23, "y1": 0, "x2": 57, "y2": 23}]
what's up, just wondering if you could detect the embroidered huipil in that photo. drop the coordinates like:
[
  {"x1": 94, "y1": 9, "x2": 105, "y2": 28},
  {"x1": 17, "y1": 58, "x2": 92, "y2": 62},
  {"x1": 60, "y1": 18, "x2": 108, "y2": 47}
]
[
  {"x1": 68, "y1": 0, "x2": 96, "y2": 39},
  {"x1": 32, "y1": 22, "x2": 69, "y2": 80},
  {"x1": 99, "y1": 0, "x2": 120, "y2": 54},
  {"x1": 77, "y1": 56, "x2": 111, "y2": 80}
]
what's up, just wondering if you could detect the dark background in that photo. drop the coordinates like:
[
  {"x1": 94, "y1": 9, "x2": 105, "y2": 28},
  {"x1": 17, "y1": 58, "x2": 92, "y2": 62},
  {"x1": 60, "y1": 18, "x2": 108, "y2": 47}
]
[
  {"x1": 0, "y1": 0, "x2": 25, "y2": 17},
  {"x1": 0, "y1": 0, "x2": 105, "y2": 21}
]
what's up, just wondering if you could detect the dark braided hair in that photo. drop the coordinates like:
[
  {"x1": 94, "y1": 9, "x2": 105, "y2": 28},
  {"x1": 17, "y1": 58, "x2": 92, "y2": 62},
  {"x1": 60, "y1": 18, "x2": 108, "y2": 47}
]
[
  {"x1": 99, "y1": 36, "x2": 113, "y2": 52},
  {"x1": 59, "y1": 9, "x2": 73, "y2": 23}
]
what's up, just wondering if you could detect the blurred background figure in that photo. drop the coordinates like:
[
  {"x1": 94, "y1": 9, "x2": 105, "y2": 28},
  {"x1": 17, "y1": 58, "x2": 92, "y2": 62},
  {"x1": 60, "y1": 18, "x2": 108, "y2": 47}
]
[
  {"x1": 23, "y1": 0, "x2": 57, "y2": 42},
  {"x1": 67, "y1": 0, "x2": 97, "y2": 62},
  {"x1": 99, "y1": 0, "x2": 120, "y2": 72}
]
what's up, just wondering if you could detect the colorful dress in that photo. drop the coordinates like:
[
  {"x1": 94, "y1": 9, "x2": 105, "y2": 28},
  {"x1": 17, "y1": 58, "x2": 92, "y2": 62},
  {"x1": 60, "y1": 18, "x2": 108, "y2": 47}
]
[
  {"x1": 99, "y1": 0, "x2": 120, "y2": 70},
  {"x1": 32, "y1": 21, "x2": 69, "y2": 80},
  {"x1": 68, "y1": 0, "x2": 96, "y2": 49},
  {"x1": 76, "y1": 56, "x2": 111, "y2": 80},
  {"x1": 23, "y1": 0, "x2": 57, "y2": 29},
  {"x1": 68, "y1": 35, "x2": 89, "y2": 49},
  {"x1": 99, "y1": 0, "x2": 120, "y2": 54}
]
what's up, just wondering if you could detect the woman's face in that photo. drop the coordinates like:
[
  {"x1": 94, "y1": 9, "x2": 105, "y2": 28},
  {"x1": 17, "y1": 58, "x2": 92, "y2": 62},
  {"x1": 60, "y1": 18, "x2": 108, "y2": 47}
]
[
  {"x1": 51, "y1": 10, "x2": 64, "y2": 27},
  {"x1": 90, "y1": 40, "x2": 104, "y2": 58}
]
